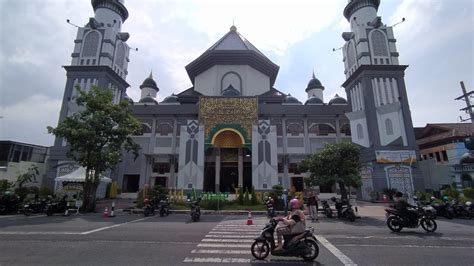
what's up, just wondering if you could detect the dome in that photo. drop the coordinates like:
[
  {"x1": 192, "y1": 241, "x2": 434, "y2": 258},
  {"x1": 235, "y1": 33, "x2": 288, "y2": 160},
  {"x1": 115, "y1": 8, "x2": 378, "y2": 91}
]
[
  {"x1": 139, "y1": 72, "x2": 159, "y2": 91},
  {"x1": 282, "y1": 94, "x2": 302, "y2": 105},
  {"x1": 161, "y1": 94, "x2": 179, "y2": 104},
  {"x1": 328, "y1": 94, "x2": 348, "y2": 105},
  {"x1": 305, "y1": 96, "x2": 324, "y2": 105},
  {"x1": 138, "y1": 96, "x2": 158, "y2": 104},
  {"x1": 460, "y1": 152, "x2": 474, "y2": 164},
  {"x1": 305, "y1": 72, "x2": 325, "y2": 92}
]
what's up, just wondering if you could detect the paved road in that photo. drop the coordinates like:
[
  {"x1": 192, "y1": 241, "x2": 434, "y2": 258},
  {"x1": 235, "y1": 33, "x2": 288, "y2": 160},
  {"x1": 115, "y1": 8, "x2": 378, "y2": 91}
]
[{"x1": 0, "y1": 212, "x2": 473, "y2": 265}]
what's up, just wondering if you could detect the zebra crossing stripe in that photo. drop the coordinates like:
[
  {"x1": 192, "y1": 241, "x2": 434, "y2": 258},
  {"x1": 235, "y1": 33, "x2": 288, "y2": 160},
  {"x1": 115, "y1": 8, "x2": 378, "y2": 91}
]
[
  {"x1": 197, "y1": 243, "x2": 250, "y2": 248},
  {"x1": 210, "y1": 231, "x2": 258, "y2": 235},
  {"x1": 183, "y1": 257, "x2": 251, "y2": 263},
  {"x1": 205, "y1": 234, "x2": 256, "y2": 238},
  {"x1": 201, "y1": 239, "x2": 254, "y2": 243},
  {"x1": 191, "y1": 249, "x2": 251, "y2": 255},
  {"x1": 212, "y1": 228, "x2": 261, "y2": 232}
]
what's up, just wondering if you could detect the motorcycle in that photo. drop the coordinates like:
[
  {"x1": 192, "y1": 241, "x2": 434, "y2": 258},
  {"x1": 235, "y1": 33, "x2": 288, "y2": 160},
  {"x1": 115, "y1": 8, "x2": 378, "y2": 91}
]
[
  {"x1": 321, "y1": 200, "x2": 333, "y2": 218},
  {"x1": 264, "y1": 197, "x2": 276, "y2": 218},
  {"x1": 189, "y1": 197, "x2": 201, "y2": 222},
  {"x1": 158, "y1": 195, "x2": 171, "y2": 217},
  {"x1": 332, "y1": 197, "x2": 356, "y2": 222},
  {"x1": 250, "y1": 218, "x2": 319, "y2": 261},
  {"x1": 385, "y1": 205, "x2": 437, "y2": 233},
  {"x1": 451, "y1": 199, "x2": 473, "y2": 219},
  {"x1": 45, "y1": 195, "x2": 69, "y2": 216},
  {"x1": 428, "y1": 198, "x2": 454, "y2": 219},
  {"x1": 22, "y1": 197, "x2": 48, "y2": 216},
  {"x1": 0, "y1": 193, "x2": 21, "y2": 215},
  {"x1": 143, "y1": 197, "x2": 157, "y2": 217}
]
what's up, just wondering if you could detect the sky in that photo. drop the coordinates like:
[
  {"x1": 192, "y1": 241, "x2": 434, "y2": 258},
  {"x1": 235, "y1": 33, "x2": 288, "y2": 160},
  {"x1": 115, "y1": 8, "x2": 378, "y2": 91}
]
[{"x1": 0, "y1": 0, "x2": 473, "y2": 147}]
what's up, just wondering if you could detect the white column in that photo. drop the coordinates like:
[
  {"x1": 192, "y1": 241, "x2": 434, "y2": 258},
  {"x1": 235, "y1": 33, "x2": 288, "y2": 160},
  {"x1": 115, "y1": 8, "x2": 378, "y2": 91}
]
[
  {"x1": 215, "y1": 148, "x2": 220, "y2": 192},
  {"x1": 351, "y1": 88, "x2": 356, "y2": 110},
  {"x1": 379, "y1": 78, "x2": 387, "y2": 105},
  {"x1": 385, "y1": 78, "x2": 393, "y2": 104},
  {"x1": 358, "y1": 83, "x2": 364, "y2": 110},
  {"x1": 238, "y1": 148, "x2": 243, "y2": 188},
  {"x1": 392, "y1": 78, "x2": 400, "y2": 102},
  {"x1": 373, "y1": 78, "x2": 380, "y2": 107}
]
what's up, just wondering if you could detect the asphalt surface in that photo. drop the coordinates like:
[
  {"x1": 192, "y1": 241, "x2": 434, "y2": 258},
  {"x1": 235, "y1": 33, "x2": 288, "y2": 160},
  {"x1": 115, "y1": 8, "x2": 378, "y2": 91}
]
[{"x1": 0, "y1": 212, "x2": 473, "y2": 265}]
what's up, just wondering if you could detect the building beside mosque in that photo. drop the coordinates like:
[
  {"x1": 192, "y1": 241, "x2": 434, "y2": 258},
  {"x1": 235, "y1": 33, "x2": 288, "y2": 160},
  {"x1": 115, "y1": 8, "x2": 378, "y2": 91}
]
[{"x1": 47, "y1": 0, "x2": 423, "y2": 199}]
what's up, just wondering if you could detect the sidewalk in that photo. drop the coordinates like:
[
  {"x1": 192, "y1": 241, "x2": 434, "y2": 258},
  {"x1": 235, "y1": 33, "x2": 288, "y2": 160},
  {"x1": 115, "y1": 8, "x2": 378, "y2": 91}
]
[{"x1": 95, "y1": 199, "x2": 389, "y2": 217}]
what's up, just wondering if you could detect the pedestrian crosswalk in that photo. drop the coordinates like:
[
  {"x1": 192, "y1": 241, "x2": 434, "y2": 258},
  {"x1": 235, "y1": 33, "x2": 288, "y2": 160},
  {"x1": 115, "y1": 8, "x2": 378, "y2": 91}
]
[{"x1": 183, "y1": 217, "x2": 318, "y2": 264}]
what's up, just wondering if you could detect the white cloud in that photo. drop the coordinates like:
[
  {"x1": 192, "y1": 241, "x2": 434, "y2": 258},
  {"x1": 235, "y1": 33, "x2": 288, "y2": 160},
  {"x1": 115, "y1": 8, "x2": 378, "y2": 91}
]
[{"x1": 0, "y1": 95, "x2": 61, "y2": 146}]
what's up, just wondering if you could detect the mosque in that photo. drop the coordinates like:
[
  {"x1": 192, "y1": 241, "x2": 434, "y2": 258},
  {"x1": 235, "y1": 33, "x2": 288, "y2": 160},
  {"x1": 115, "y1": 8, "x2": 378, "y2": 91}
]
[{"x1": 47, "y1": 0, "x2": 423, "y2": 200}]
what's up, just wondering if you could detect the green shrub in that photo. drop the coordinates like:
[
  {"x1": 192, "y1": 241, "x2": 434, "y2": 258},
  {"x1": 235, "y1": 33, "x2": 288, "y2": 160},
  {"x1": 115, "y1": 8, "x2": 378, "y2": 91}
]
[
  {"x1": 201, "y1": 199, "x2": 226, "y2": 210},
  {"x1": 442, "y1": 186, "x2": 460, "y2": 200},
  {"x1": 38, "y1": 186, "x2": 54, "y2": 198},
  {"x1": 244, "y1": 187, "x2": 250, "y2": 205},
  {"x1": 415, "y1": 191, "x2": 433, "y2": 202},
  {"x1": 250, "y1": 186, "x2": 258, "y2": 205},
  {"x1": 238, "y1": 186, "x2": 244, "y2": 205},
  {"x1": 463, "y1": 188, "x2": 474, "y2": 200},
  {"x1": 0, "y1": 180, "x2": 13, "y2": 193}
]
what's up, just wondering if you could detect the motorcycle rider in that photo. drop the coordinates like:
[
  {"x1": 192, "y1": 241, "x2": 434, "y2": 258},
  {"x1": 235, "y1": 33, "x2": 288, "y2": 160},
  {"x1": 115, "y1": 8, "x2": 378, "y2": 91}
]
[
  {"x1": 393, "y1": 192, "x2": 417, "y2": 225},
  {"x1": 274, "y1": 198, "x2": 306, "y2": 252}
]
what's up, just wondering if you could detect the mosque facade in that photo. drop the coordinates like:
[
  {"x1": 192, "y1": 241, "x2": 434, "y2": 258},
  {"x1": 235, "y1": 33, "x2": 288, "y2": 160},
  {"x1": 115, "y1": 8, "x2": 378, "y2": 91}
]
[{"x1": 47, "y1": 0, "x2": 423, "y2": 199}]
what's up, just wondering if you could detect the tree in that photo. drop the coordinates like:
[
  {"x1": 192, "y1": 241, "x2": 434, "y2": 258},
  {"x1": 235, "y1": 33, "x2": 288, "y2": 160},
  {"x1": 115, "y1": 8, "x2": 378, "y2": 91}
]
[
  {"x1": 299, "y1": 142, "x2": 361, "y2": 200},
  {"x1": 16, "y1": 165, "x2": 39, "y2": 188},
  {"x1": 48, "y1": 86, "x2": 142, "y2": 211}
]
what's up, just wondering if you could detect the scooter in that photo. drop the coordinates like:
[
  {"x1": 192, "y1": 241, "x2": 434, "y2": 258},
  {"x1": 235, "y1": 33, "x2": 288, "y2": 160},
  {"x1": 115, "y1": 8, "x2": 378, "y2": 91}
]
[
  {"x1": 143, "y1": 197, "x2": 157, "y2": 217},
  {"x1": 22, "y1": 197, "x2": 48, "y2": 216},
  {"x1": 250, "y1": 218, "x2": 319, "y2": 261},
  {"x1": 158, "y1": 195, "x2": 171, "y2": 217},
  {"x1": 45, "y1": 195, "x2": 69, "y2": 216},
  {"x1": 189, "y1": 198, "x2": 201, "y2": 222},
  {"x1": 332, "y1": 197, "x2": 356, "y2": 222},
  {"x1": 321, "y1": 200, "x2": 334, "y2": 218},
  {"x1": 264, "y1": 197, "x2": 276, "y2": 218}
]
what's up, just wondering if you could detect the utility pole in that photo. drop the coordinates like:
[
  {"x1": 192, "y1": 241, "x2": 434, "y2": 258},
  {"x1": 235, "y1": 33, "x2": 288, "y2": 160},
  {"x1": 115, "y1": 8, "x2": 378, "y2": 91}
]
[{"x1": 454, "y1": 81, "x2": 474, "y2": 123}]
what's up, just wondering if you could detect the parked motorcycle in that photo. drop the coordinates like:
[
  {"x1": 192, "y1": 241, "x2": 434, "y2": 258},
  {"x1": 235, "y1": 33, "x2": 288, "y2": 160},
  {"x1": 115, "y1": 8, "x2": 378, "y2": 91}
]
[
  {"x1": 22, "y1": 197, "x2": 48, "y2": 216},
  {"x1": 143, "y1": 197, "x2": 157, "y2": 217},
  {"x1": 158, "y1": 195, "x2": 171, "y2": 217},
  {"x1": 321, "y1": 200, "x2": 334, "y2": 218},
  {"x1": 451, "y1": 199, "x2": 473, "y2": 219},
  {"x1": 264, "y1": 197, "x2": 276, "y2": 218},
  {"x1": 332, "y1": 197, "x2": 356, "y2": 222},
  {"x1": 45, "y1": 195, "x2": 69, "y2": 216},
  {"x1": 385, "y1": 205, "x2": 437, "y2": 233},
  {"x1": 0, "y1": 192, "x2": 21, "y2": 215},
  {"x1": 189, "y1": 197, "x2": 201, "y2": 222},
  {"x1": 250, "y1": 217, "x2": 319, "y2": 261},
  {"x1": 427, "y1": 197, "x2": 454, "y2": 219}
]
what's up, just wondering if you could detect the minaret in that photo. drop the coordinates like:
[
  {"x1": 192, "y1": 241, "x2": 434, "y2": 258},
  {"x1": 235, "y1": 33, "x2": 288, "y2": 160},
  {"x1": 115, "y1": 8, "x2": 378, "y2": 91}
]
[
  {"x1": 138, "y1": 72, "x2": 159, "y2": 104},
  {"x1": 305, "y1": 72, "x2": 325, "y2": 102},
  {"x1": 46, "y1": 0, "x2": 132, "y2": 186},
  {"x1": 340, "y1": 0, "x2": 422, "y2": 197}
]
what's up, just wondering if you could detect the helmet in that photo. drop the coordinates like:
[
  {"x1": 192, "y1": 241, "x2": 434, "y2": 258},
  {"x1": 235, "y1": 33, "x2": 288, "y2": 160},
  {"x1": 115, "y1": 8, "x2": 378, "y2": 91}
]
[
  {"x1": 466, "y1": 201, "x2": 472, "y2": 207},
  {"x1": 430, "y1": 196, "x2": 436, "y2": 201},
  {"x1": 443, "y1": 196, "x2": 449, "y2": 201},
  {"x1": 290, "y1": 198, "x2": 301, "y2": 209}
]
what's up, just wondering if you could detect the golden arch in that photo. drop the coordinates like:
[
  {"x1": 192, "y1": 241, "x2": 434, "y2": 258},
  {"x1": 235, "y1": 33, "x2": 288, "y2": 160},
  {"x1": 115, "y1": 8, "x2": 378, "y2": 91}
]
[{"x1": 211, "y1": 128, "x2": 245, "y2": 148}]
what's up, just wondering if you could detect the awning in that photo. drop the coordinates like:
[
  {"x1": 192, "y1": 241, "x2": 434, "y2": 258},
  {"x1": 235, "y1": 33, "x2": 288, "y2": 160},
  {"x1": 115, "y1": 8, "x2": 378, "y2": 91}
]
[{"x1": 55, "y1": 167, "x2": 112, "y2": 183}]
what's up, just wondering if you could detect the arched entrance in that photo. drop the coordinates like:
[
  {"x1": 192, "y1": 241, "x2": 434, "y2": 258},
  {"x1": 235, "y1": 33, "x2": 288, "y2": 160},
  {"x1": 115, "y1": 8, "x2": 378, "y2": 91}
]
[
  {"x1": 203, "y1": 129, "x2": 251, "y2": 192},
  {"x1": 461, "y1": 174, "x2": 473, "y2": 188}
]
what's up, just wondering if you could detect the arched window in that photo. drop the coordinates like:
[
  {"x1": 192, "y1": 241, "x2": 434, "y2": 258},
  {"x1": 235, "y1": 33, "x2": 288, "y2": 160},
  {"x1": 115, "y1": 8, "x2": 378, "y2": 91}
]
[
  {"x1": 221, "y1": 72, "x2": 242, "y2": 94},
  {"x1": 385, "y1": 118, "x2": 394, "y2": 136},
  {"x1": 82, "y1": 31, "x2": 100, "y2": 57},
  {"x1": 371, "y1": 30, "x2": 388, "y2": 56},
  {"x1": 340, "y1": 123, "x2": 351, "y2": 136},
  {"x1": 115, "y1": 42, "x2": 125, "y2": 69},
  {"x1": 357, "y1": 124, "x2": 364, "y2": 139}
]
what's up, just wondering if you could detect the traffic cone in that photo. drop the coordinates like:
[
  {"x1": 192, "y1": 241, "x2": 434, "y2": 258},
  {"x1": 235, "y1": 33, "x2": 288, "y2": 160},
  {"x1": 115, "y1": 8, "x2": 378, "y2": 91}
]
[
  {"x1": 109, "y1": 201, "x2": 116, "y2": 217},
  {"x1": 103, "y1": 207, "x2": 109, "y2": 218},
  {"x1": 246, "y1": 211, "x2": 253, "y2": 225}
]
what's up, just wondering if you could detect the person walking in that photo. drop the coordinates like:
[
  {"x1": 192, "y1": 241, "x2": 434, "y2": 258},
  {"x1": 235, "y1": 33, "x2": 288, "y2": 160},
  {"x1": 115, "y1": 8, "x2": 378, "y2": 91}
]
[{"x1": 307, "y1": 191, "x2": 319, "y2": 221}]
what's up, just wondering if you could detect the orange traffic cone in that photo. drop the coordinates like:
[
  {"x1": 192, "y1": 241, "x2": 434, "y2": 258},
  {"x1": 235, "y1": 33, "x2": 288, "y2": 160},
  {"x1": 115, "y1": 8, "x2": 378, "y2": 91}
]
[
  {"x1": 247, "y1": 211, "x2": 253, "y2": 225},
  {"x1": 103, "y1": 207, "x2": 109, "y2": 218}
]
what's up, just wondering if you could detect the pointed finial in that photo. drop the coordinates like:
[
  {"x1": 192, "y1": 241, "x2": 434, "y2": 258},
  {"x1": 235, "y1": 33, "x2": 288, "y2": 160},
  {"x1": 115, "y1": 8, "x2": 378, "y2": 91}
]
[
  {"x1": 149, "y1": 70, "x2": 153, "y2": 79},
  {"x1": 312, "y1": 70, "x2": 316, "y2": 79}
]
